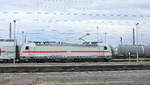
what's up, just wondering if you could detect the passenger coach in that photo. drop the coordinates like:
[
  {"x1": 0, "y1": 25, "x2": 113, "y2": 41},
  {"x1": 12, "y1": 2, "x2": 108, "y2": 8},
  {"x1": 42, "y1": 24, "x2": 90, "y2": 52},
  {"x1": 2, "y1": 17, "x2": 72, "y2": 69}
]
[{"x1": 0, "y1": 39, "x2": 16, "y2": 62}]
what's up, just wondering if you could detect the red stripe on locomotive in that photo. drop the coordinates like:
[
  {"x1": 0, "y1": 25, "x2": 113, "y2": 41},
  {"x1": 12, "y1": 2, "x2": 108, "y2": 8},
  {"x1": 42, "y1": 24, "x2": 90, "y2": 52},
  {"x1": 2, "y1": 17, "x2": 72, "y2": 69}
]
[{"x1": 0, "y1": 51, "x2": 16, "y2": 53}]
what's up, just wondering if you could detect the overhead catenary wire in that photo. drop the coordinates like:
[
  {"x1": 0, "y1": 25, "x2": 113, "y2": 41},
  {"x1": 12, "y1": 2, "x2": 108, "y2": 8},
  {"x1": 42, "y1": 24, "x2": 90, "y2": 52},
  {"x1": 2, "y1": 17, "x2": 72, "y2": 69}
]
[{"x1": 1, "y1": 12, "x2": 150, "y2": 18}]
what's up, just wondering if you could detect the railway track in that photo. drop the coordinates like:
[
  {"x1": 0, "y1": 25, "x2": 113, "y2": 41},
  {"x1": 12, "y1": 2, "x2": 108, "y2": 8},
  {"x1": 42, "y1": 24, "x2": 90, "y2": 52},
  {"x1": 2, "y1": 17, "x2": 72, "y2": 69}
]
[{"x1": 0, "y1": 62, "x2": 149, "y2": 73}]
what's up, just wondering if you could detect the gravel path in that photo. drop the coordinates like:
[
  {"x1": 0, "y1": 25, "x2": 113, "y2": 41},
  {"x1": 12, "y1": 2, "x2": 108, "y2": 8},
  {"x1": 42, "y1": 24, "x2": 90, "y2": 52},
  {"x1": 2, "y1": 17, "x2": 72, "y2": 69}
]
[{"x1": 0, "y1": 70, "x2": 150, "y2": 85}]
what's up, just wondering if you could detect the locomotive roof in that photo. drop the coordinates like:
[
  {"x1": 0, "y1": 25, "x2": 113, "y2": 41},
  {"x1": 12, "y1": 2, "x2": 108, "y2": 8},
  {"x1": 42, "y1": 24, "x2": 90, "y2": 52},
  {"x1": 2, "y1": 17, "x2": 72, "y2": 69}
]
[{"x1": 29, "y1": 41, "x2": 107, "y2": 47}]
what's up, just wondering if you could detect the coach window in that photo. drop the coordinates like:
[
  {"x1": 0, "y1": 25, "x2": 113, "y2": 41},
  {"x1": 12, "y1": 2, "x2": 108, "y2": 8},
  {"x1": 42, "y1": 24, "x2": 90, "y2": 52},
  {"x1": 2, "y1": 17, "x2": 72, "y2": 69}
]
[
  {"x1": 25, "y1": 46, "x2": 29, "y2": 50},
  {"x1": 0, "y1": 49, "x2": 1, "y2": 55},
  {"x1": 104, "y1": 46, "x2": 107, "y2": 50}
]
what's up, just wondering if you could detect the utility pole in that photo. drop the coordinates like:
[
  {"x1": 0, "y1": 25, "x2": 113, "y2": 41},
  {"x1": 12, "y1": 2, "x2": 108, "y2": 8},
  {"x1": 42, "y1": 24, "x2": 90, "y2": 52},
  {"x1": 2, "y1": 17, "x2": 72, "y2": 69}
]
[
  {"x1": 25, "y1": 34, "x2": 27, "y2": 43},
  {"x1": 9, "y1": 22, "x2": 12, "y2": 39},
  {"x1": 133, "y1": 28, "x2": 135, "y2": 45},
  {"x1": 21, "y1": 31, "x2": 25, "y2": 44},
  {"x1": 96, "y1": 26, "x2": 100, "y2": 43},
  {"x1": 136, "y1": 23, "x2": 139, "y2": 63},
  {"x1": 13, "y1": 20, "x2": 16, "y2": 64},
  {"x1": 120, "y1": 37, "x2": 123, "y2": 45},
  {"x1": 13, "y1": 20, "x2": 16, "y2": 42}
]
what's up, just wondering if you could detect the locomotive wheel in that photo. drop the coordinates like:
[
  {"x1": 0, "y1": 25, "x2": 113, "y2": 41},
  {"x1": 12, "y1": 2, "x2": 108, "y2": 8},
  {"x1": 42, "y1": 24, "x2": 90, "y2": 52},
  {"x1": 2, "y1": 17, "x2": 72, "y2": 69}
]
[{"x1": 104, "y1": 58, "x2": 111, "y2": 62}]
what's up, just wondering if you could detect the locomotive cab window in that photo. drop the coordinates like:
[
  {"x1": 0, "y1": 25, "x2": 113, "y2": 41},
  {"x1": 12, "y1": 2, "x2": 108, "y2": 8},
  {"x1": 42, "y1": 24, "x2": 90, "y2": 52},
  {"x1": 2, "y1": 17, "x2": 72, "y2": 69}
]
[
  {"x1": 25, "y1": 46, "x2": 29, "y2": 50},
  {"x1": 104, "y1": 46, "x2": 107, "y2": 50}
]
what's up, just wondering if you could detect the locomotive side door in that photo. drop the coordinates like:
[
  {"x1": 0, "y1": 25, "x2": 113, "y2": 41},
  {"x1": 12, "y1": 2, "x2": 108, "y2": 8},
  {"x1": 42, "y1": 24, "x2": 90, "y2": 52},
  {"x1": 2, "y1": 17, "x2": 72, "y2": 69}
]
[
  {"x1": 101, "y1": 46, "x2": 105, "y2": 57},
  {"x1": 98, "y1": 46, "x2": 104, "y2": 57}
]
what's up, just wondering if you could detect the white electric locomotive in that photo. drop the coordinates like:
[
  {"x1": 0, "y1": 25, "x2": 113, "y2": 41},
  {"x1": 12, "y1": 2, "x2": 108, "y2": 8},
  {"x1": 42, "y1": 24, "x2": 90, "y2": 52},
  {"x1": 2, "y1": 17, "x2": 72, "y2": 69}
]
[{"x1": 20, "y1": 41, "x2": 112, "y2": 62}]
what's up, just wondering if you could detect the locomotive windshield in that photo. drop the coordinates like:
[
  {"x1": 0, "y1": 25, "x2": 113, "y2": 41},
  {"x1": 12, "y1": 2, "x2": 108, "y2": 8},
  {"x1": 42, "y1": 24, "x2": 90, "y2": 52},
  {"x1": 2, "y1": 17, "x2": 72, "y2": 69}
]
[
  {"x1": 25, "y1": 46, "x2": 29, "y2": 50},
  {"x1": 104, "y1": 46, "x2": 107, "y2": 50}
]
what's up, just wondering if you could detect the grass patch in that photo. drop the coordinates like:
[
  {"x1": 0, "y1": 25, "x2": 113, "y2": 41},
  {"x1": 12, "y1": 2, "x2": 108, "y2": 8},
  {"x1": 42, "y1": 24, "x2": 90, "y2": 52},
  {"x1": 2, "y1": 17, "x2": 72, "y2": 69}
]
[
  {"x1": 113, "y1": 58, "x2": 150, "y2": 66},
  {"x1": 139, "y1": 61, "x2": 150, "y2": 66},
  {"x1": 113, "y1": 58, "x2": 150, "y2": 61}
]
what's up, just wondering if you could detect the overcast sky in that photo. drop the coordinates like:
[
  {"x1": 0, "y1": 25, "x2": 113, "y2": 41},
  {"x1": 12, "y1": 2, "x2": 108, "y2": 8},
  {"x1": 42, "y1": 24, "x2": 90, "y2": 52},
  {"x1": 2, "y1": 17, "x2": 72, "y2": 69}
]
[{"x1": 0, "y1": 0, "x2": 150, "y2": 46}]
